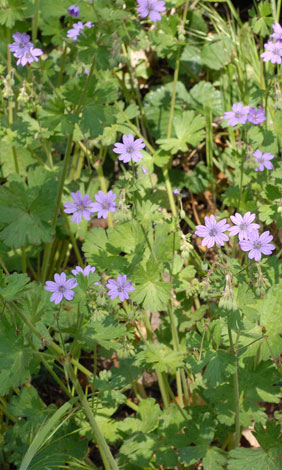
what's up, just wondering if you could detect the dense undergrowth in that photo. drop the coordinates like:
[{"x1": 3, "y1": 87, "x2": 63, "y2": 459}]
[{"x1": 0, "y1": 0, "x2": 282, "y2": 469}]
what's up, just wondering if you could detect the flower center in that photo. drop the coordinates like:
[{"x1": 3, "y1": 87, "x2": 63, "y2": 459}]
[
  {"x1": 19, "y1": 42, "x2": 25, "y2": 48},
  {"x1": 234, "y1": 112, "x2": 242, "y2": 118},
  {"x1": 257, "y1": 157, "x2": 264, "y2": 163},
  {"x1": 209, "y1": 228, "x2": 218, "y2": 237},
  {"x1": 127, "y1": 146, "x2": 134, "y2": 154},
  {"x1": 253, "y1": 241, "x2": 262, "y2": 250},
  {"x1": 117, "y1": 286, "x2": 123, "y2": 292},
  {"x1": 102, "y1": 202, "x2": 109, "y2": 210},
  {"x1": 239, "y1": 223, "x2": 247, "y2": 230},
  {"x1": 58, "y1": 285, "x2": 66, "y2": 293}
]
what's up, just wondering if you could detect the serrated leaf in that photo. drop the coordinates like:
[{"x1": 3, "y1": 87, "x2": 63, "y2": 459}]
[
  {"x1": 0, "y1": 318, "x2": 35, "y2": 394},
  {"x1": 187, "y1": 81, "x2": 224, "y2": 116},
  {"x1": 203, "y1": 350, "x2": 237, "y2": 387},
  {"x1": 82, "y1": 316, "x2": 127, "y2": 350},
  {"x1": 227, "y1": 447, "x2": 282, "y2": 470},
  {"x1": 0, "y1": 272, "x2": 30, "y2": 301},
  {"x1": 135, "y1": 343, "x2": 185, "y2": 373}
]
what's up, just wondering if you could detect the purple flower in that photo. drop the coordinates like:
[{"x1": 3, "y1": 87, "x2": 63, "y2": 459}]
[
  {"x1": 247, "y1": 107, "x2": 266, "y2": 125},
  {"x1": 67, "y1": 21, "x2": 87, "y2": 40},
  {"x1": 72, "y1": 265, "x2": 96, "y2": 276},
  {"x1": 239, "y1": 231, "x2": 275, "y2": 261},
  {"x1": 137, "y1": 0, "x2": 166, "y2": 22},
  {"x1": 68, "y1": 4, "x2": 80, "y2": 16},
  {"x1": 16, "y1": 47, "x2": 43, "y2": 66},
  {"x1": 142, "y1": 166, "x2": 147, "y2": 174},
  {"x1": 271, "y1": 23, "x2": 282, "y2": 41},
  {"x1": 253, "y1": 150, "x2": 274, "y2": 172},
  {"x1": 173, "y1": 189, "x2": 180, "y2": 195},
  {"x1": 64, "y1": 191, "x2": 94, "y2": 224},
  {"x1": 113, "y1": 134, "x2": 145, "y2": 163},
  {"x1": 45, "y1": 272, "x2": 77, "y2": 304},
  {"x1": 228, "y1": 212, "x2": 260, "y2": 241},
  {"x1": 195, "y1": 215, "x2": 230, "y2": 248},
  {"x1": 91, "y1": 190, "x2": 117, "y2": 219},
  {"x1": 223, "y1": 103, "x2": 250, "y2": 127},
  {"x1": 106, "y1": 274, "x2": 135, "y2": 301},
  {"x1": 261, "y1": 40, "x2": 282, "y2": 64},
  {"x1": 9, "y1": 32, "x2": 33, "y2": 58}
]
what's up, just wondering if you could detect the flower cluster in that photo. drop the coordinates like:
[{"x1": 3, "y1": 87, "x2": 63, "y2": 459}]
[
  {"x1": 63, "y1": 190, "x2": 117, "y2": 223},
  {"x1": 195, "y1": 212, "x2": 275, "y2": 261},
  {"x1": 261, "y1": 23, "x2": 282, "y2": 64},
  {"x1": 137, "y1": 0, "x2": 166, "y2": 22},
  {"x1": 9, "y1": 32, "x2": 43, "y2": 67},
  {"x1": 224, "y1": 103, "x2": 266, "y2": 127},
  {"x1": 45, "y1": 269, "x2": 134, "y2": 304},
  {"x1": 67, "y1": 21, "x2": 93, "y2": 41},
  {"x1": 113, "y1": 134, "x2": 145, "y2": 163}
]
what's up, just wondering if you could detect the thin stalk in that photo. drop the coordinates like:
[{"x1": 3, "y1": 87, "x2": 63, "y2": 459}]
[
  {"x1": 162, "y1": 373, "x2": 190, "y2": 422},
  {"x1": 277, "y1": 0, "x2": 282, "y2": 22},
  {"x1": 66, "y1": 361, "x2": 119, "y2": 470},
  {"x1": 139, "y1": 224, "x2": 157, "y2": 262},
  {"x1": 61, "y1": 208, "x2": 83, "y2": 266},
  {"x1": 168, "y1": 231, "x2": 184, "y2": 407},
  {"x1": 29, "y1": 338, "x2": 72, "y2": 398},
  {"x1": 32, "y1": 0, "x2": 40, "y2": 43},
  {"x1": 227, "y1": 320, "x2": 241, "y2": 448},
  {"x1": 41, "y1": 133, "x2": 74, "y2": 282},
  {"x1": 0, "y1": 256, "x2": 9, "y2": 274},
  {"x1": 114, "y1": 104, "x2": 177, "y2": 216},
  {"x1": 13, "y1": 303, "x2": 93, "y2": 377},
  {"x1": 167, "y1": 0, "x2": 190, "y2": 139},
  {"x1": 68, "y1": 143, "x2": 80, "y2": 182},
  {"x1": 21, "y1": 246, "x2": 27, "y2": 273},
  {"x1": 57, "y1": 43, "x2": 68, "y2": 88},
  {"x1": 74, "y1": 149, "x2": 84, "y2": 180},
  {"x1": 142, "y1": 314, "x2": 170, "y2": 408}
]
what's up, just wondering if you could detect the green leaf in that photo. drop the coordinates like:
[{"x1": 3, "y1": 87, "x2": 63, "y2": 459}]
[
  {"x1": 132, "y1": 262, "x2": 171, "y2": 311},
  {"x1": 0, "y1": 272, "x2": 30, "y2": 301},
  {"x1": 0, "y1": 318, "x2": 36, "y2": 394},
  {"x1": 203, "y1": 350, "x2": 237, "y2": 387},
  {"x1": 201, "y1": 37, "x2": 233, "y2": 70},
  {"x1": 80, "y1": 104, "x2": 117, "y2": 138},
  {"x1": 0, "y1": 169, "x2": 57, "y2": 248},
  {"x1": 144, "y1": 82, "x2": 190, "y2": 139},
  {"x1": 259, "y1": 284, "x2": 282, "y2": 339},
  {"x1": 137, "y1": 398, "x2": 162, "y2": 433},
  {"x1": 135, "y1": 343, "x2": 185, "y2": 373},
  {"x1": 254, "y1": 420, "x2": 282, "y2": 450},
  {"x1": 179, "y1": 446, "x2": 227, "y2": 469},
  {"x1": 119, "y1": 432, "x2": 157, "y2": 467},
  {"x1": 187, "y1": 81, "x2": 224, "y2": 116},
  {"x1": 0, "y1": 0, "x2": 24, "y2": 27},
  {"x1": 82, "y1": 316, "x2": 127, "y2": 350},
  {"x1": 227, "y1": 447, "x2": 282, "y2": 470},
  {"x1": 157, "y1": 111, "x2": 205, "y2": 154}
]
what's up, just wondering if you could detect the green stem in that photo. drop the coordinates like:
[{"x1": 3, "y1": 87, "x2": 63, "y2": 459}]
[
  {"x1": 167, "y1": 0, "x2": 190, "y2": 141},
  {"x1": 142, "y1": 314, "x2": 170, "y2": 408},
  {"x1": 13, "y1": 302, "x2": 93, "y2": 377},
  {"x1": 61, "y1": 208, "x2": 83, "y2": 266},
  {"x1": 41, "y1": 133, "x2": 73, "y2": 282},
  {"x1": 139, "y1": 224, "x2": 157, "y2": 262},
  {"x1": 57, "y1": 43, "x2": 68, "y2": 88},
  {"x1": 227, "y1": 320, "x2": 241, "y2": 448},
  {"x1": 66, "y1": 361, "x2": 119, "y2": 470},
  {"x1": 32, "y1": 0, "x2": 40, "y2": 43},
  {"x1": 168, "y1": 304, "x2": 183, "y2": 407}
]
